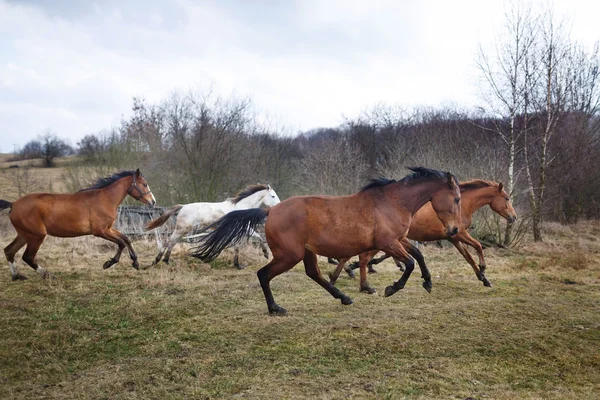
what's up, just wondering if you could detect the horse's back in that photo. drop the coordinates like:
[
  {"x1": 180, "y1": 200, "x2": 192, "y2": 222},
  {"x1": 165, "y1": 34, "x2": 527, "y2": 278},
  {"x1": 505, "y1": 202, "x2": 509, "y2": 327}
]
[
  {"x1": 176, "y1": 200, "x2": 232, "y2": 228},
  {"x1": 10, "y1": 192, "x2": 94, "y2": 237},
  {"x1": 265, "y1": 194, "x2": 382, "y2": 259}
]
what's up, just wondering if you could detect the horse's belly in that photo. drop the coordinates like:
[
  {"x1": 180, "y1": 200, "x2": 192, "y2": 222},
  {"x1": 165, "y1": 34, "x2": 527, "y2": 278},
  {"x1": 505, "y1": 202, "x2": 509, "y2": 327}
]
[{"x1": 306, "y1": 236, "x2": 372, "y2": 259}]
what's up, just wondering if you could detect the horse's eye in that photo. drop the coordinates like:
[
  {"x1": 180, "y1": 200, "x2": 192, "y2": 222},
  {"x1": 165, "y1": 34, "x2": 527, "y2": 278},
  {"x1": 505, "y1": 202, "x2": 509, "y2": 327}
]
[
  {"x1": 144, "y1": 184, "x2": 148, "y2": 187},
  {"x1": 455, "y1": 198, "x2": 460, "y2": 204}
]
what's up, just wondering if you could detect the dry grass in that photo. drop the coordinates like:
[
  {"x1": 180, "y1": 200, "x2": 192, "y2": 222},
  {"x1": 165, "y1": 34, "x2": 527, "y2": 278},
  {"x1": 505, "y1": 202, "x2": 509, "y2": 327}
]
[
  {"x1": 0, "y1": 220, "x2": 599, "y2": 399},
  {"x1": 0, "y1": 154, "x2": 77, "y2": 197}
]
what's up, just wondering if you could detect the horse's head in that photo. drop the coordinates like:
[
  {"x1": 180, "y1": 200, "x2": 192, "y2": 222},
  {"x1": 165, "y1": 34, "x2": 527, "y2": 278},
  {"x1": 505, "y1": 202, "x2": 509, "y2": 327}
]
[
  {"x1": 128, "y1": 169, "x2": 156, "y2": 208},
  {"x1": 261, "y1": 184, "x2": 281, "y2": 207},
  {"x1": 490, "y1": 182, "x2": 517, "y2": 223},
  {"x1": 430, "y1": 172, "x2": 462, "y2": 237}
]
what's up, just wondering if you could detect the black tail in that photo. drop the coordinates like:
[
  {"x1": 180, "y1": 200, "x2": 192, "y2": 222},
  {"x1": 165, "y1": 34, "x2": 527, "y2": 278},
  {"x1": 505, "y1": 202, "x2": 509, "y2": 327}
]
[
  {"x1": 0, "y1": 200, "x2": 12, "y2": 212},
  {"x1": 190, "y1": 208, "x2": 269, "y2": 262}
]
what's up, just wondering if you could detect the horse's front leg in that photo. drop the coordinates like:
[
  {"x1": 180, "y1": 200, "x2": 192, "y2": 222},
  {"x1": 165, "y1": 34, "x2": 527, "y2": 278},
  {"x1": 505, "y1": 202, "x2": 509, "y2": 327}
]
[
  {"x1": 382, "y1": 240, "x2": 416, "y2": 297},
  {"x1": 114, "y1": 229, "x2": 140, "y2": 270},
  {"x1": 94, "y1": 228, "x2": 127, "y2": 270},
  {"x1": 400, "y1": 238, "x2": 430, "y2": 292},
  {"x1": 450, "y1": 238, "x2": 491, "y2": 287},
  {"x1": 459, "y1": 231, "x2": 487, "y2": 274}
]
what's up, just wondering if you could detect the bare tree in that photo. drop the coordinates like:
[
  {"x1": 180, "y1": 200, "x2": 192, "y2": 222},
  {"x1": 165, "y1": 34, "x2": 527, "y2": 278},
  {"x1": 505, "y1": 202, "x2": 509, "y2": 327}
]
[{"x1": 477, "y1": 2, "x2": 538, "y2": 245}]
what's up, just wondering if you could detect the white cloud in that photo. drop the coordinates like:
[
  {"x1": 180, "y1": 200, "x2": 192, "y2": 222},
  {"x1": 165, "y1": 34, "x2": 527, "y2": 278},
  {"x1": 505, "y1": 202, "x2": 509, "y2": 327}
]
[{"x1": 0, "y1": 0, "x2": 598, "y2": 151}]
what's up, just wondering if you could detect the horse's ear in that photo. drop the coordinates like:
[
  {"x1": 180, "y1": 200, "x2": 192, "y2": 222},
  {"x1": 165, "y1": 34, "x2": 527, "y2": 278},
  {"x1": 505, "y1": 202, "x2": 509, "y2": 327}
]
[
  {"x1": 446, "y1": 172, "x2": 457, "y2": 189},
  {"x1": 135, "y1": 168, "x2": 141, "y2": 177},
  {"x1": 498, "y1": 182, "x2": 503, "y2": 192},
  {"x1": 267, "y1": 184, "x2": 271, "y2": 191}
]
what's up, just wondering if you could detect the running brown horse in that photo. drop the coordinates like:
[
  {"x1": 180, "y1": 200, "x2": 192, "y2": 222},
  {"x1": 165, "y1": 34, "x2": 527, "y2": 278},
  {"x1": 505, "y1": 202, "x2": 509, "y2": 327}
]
[
  {"x1": 1, "y1": 169, "x2": 156, "y2": 280},
  {"x1": 329, "y1": 180, "x2": 517, "y2": 288},
  {"x1": 191, "y1": 167, "x2": 461, "y2": 315}
]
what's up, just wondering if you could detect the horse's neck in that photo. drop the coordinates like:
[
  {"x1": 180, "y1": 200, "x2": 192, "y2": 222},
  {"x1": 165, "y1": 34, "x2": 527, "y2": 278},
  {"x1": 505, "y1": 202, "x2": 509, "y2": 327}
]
[
  {"x1": 102, "y1": 178, "x2": 131, "y2": 210},
  {"x1": 397, "y1": 180, "x2": 447, "y2": 215},
  {"x1": 233, "y1": 190, "x2": 266, "y2": 210},
  {"x1": 461, "y1": 187, "x2": 497, "y2": 222}
]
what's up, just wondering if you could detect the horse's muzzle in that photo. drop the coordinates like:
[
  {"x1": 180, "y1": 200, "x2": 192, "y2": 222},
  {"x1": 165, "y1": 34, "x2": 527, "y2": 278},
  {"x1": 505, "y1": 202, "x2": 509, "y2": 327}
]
[{"x1": 508, "y1": 215, "x2": 517, "y2": 223}]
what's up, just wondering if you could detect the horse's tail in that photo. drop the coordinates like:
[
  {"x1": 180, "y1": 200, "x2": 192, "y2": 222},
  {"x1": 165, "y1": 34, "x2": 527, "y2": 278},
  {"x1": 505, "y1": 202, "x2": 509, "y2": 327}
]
[
  {"x1": 190, "y1": 208, "x2": 270, "y2": 262},
  {"x1": 144, "y1": 204, "x2": 183, "y2": 231},
  {"x1": 0, "y1": 200, "x2": 12, "y2": 212}
]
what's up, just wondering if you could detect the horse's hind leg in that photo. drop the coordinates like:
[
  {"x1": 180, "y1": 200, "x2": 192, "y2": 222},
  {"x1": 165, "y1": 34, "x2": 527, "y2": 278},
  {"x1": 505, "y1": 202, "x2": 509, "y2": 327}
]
[
  {"x1": 233, "y1": 246, "x2": 246, "y2": 270},
  {"x1": 161, "y1": 227, "x2": 189, "y2": 264},
  {"x1": 257, "y1": 256, "x2": 301, "y2": 316},
  {"x1": 4, "y1": 235, "x2": 27, "y2": 281},
  {"x1": 303, "y1": 250, "x2": 353, "y2": 305},
  {"x1": 21, "y1": 235, "x2": 50, "y2": 279},
  {"x1": 328, "y1": 257, "x2": 349, "y2": 284}
]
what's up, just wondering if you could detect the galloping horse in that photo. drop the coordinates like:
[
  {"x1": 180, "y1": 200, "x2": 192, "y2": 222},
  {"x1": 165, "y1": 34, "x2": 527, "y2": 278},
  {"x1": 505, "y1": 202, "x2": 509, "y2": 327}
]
[
  {"x1": 191, "y1": 167, "x2": 461, "y2": 315},
  {"x1": 329, "y1": 180, "x2": 517, "y2": 288},
  {"x1": 144, "y1": 184, "x2": 280, "y2": 268},
  {"x1": 1, "y1": 169, "x2": 156, "y2": 280}
]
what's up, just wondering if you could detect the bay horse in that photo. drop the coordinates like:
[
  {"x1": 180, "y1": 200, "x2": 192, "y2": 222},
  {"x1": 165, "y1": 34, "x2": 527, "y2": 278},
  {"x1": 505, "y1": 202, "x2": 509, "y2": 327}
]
[
  {"x1": 144, "y1": 184, "x2": 280, "y2": 268},
  {"x1": 191, "y1": 167, "x2": 461, "y2": 315},
  {"x1": 329, "y1": 180, "x2": 517, "y2": 288},
  {"x1": 1, "y1": 169, "x2": 156, "y2": 280}
]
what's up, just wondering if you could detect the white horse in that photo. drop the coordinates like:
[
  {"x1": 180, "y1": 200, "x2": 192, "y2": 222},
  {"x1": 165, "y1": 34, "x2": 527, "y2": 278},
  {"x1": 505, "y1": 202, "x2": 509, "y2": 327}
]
[{"x1": 145, "y1": 184, "x2": 280, "y2": 268}]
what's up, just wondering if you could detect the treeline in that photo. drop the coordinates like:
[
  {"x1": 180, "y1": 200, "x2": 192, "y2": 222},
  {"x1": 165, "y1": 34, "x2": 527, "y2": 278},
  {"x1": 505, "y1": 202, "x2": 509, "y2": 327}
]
[{"x1": 61, "y1": 92, "x2": 599, "y2": 232}]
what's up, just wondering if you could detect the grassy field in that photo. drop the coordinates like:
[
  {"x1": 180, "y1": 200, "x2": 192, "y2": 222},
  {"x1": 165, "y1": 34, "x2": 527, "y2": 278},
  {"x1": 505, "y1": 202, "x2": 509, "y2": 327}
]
[
  {"x1": 0, "y1": 220, "x2": 599, "y2": 399},
  {"x1": 0, "y1": 154, "x2": 76, "y2": 197}
]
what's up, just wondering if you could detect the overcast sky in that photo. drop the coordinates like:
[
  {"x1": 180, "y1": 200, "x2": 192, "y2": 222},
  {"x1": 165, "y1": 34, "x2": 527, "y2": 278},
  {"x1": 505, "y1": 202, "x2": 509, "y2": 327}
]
[{"x1": 1, "y1": 0, "x2": 598, "y2": 151}]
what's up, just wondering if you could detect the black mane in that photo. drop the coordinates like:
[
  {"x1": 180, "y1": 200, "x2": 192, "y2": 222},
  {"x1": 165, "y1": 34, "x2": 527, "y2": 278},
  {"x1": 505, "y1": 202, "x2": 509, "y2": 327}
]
[
  {"x1": 231, "y1": 184, "x2": 269, "y2": 204},
  {"x1": 361, "y1": 177, "x2": 397, "y2": 192},
  {"x1": 78, "y1": 170, "x2": 136, "y2": 192},
  {"x1": 400, "y1": 166, "x2": 459, "y2": 186}
]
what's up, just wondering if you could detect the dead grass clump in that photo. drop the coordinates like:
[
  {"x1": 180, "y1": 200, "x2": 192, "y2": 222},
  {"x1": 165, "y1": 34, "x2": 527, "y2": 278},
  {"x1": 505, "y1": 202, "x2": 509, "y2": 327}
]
[
  {"x1": 542, "y1": 221, "x2": 574, "y2": 238},
  {"x1": 549, "y1": 251, "x2": 592, "y2": 271}
]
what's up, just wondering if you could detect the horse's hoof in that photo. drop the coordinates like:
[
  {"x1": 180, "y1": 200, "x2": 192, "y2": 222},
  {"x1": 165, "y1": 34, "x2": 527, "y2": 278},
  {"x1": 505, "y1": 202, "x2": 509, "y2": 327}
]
[
  {"x1": 132, "y1": 261, "x2": 140, "y2": 270},
  {"x1": 483, "y1": 278, "x2": 492, "y2": 287},
  {"x1": 102, "y1": 260, "x2": 113, "y2": 270},
  {"x1": 163, "y1": 259, "x2": 170, "y2": 265},
  {"x1": 368, "y1": 267, "x2": 377, "y2": 274},
  {"x1": 423, "y1": 281, "x2": 432, "y2": 293},
  {"x1": 263, "y1": 253, "x2": 269, "y2": 259},
  {"x1": 328, "y1": 258, "x2": 339, "y2": 265},
  {"x1": 268, "y1": 305, "x2": 287, "y2": 316},
  {"x1": 360, "y1": 286, "x2": 377, "y2": 294},
  {"x1": 345, "y1": 269, "x2": 356, "y2": 279},
  {"x1": 341, "y1": 296, "x2": 353, "y2": 305},
  {"x1": 384, "y1": 286, "x2": 396, "y2": 297},
  {"x1": 11, "y1": 274, "x2": 28, "y2": 281}
]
